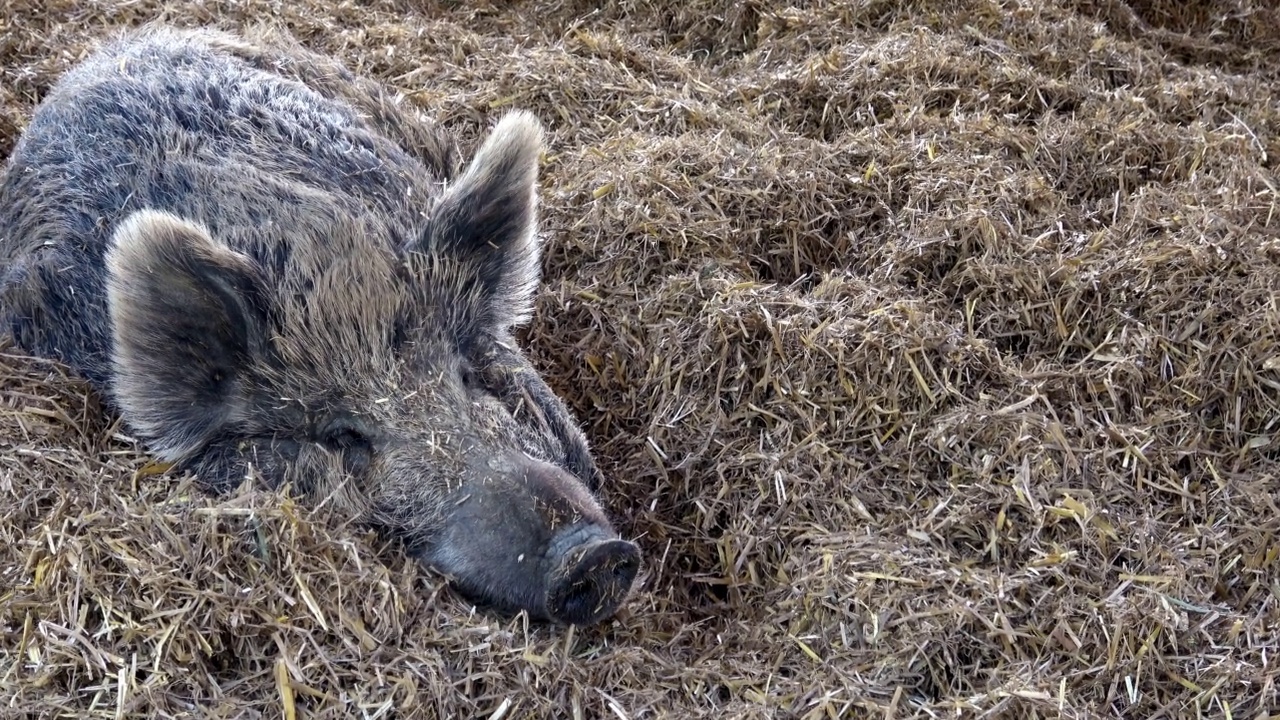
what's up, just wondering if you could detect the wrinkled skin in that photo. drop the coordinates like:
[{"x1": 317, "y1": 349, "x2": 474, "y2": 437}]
[{"x1": 0, "y1": 23, "x2": 640, "y2": 626}]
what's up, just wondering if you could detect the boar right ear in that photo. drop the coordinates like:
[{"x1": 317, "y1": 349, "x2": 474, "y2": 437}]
[
  {"x1": 414, "y1": 110, "x2": 544, "y2": 331},
  {"x1": 105, "y1": 209, "x2": 271, "y2": 461}
]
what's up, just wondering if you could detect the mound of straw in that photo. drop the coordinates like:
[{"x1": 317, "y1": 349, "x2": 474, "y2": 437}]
[{"x1": 3, "y1": 0, "x2": 1279, "y2": 717}]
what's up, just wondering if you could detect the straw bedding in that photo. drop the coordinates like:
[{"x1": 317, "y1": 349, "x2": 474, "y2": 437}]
[{"x1": 2, "y1": 0, "x2": 1278, "y2": 717}]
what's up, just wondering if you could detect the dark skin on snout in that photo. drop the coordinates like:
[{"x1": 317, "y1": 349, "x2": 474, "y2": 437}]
[{"x1": 0, "y1": 23, "x2": 640, "y2": 626}]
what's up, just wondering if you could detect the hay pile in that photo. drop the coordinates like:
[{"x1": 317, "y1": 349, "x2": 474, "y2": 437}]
[{"x1": 3, "y1": 0, "x2": 1279, "y2": 717}]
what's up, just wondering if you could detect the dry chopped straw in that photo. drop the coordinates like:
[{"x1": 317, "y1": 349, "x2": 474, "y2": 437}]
[{"x1": 2, "y1": 1, "x2": 1279, "y2": 717}]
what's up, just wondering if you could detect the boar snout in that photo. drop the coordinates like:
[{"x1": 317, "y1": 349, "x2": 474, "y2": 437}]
[
  {"x1": 545, "y1": 530, "x2": 641, "y2": 626},
  {"x1": 420, "y1": 452, "x2": 640, "y2": 625}
]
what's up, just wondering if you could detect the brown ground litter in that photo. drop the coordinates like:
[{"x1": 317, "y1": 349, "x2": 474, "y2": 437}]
[{"x1": 2, "y1": 0, "x2": 1279, "y2": 718}]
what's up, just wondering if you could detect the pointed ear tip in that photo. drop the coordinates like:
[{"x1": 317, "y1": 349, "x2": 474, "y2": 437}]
[
  {"x1": 113, "y1": 207, "x2": 178, "y2": 235},
  {"x1": 109, "y1": 208, "x2": 210, "y2": 250},
  {"x1": 497, "y1": 108, "x2": 544, "y2": 135},
  {"x1": 107, "y1": 209, "x2": 189, "y2": 269},
  {"x1": 105, "y1": 209, "x2": 251, "y2": 285},
  {"x1": 489, "y1": 109, "x2": 545, "y2": 158}
]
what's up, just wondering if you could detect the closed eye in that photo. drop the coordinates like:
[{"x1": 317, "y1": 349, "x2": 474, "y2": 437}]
[
  {"x1": 323, "y1": 426, "x2": 368, "y2": 452},
  {"x1": 320, "y1": 422, "x2": 373, "y2": 475}
]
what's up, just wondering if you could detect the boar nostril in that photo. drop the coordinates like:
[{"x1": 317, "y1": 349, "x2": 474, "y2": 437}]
[{"x1": 545, "y1": 538, "x2": 641, "y2": 626}]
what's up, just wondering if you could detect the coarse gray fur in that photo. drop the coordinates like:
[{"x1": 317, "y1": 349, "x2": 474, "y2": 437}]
[{"x1": 0, "y1": 23, "x2": 640, "y2": 626}]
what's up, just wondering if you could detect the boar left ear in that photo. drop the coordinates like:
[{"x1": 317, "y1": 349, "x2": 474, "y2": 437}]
[
  {"x1": 105, "y1": 209, "x2": 271, "y2": 462},
  {"x1": 417, "y1": 110, "x2": 544, "y2": 330}
]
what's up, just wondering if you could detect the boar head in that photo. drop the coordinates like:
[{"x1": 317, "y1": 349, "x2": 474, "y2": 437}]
[{"x1": 102, "y1": 111, "x2": 640, "y2": 626}]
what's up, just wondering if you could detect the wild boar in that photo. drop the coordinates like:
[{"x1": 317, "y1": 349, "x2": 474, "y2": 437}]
[{"x1": 0, "y1": 23, "x2": 640, "y2": 627}]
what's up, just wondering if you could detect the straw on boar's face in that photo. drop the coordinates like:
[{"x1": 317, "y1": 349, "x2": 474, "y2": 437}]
[{"x1": 100, "y1": 111, "x2": 640, "y2": 627}]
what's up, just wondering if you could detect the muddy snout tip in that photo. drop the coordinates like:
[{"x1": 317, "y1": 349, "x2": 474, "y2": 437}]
[{"x1": 545, "y1": 537, "x2": 641, "y2": 626}]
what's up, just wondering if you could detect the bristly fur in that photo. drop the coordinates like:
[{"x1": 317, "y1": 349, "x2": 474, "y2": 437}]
[{"x1": 0, "y1": 22, "x2": 639, "y2": 625}]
